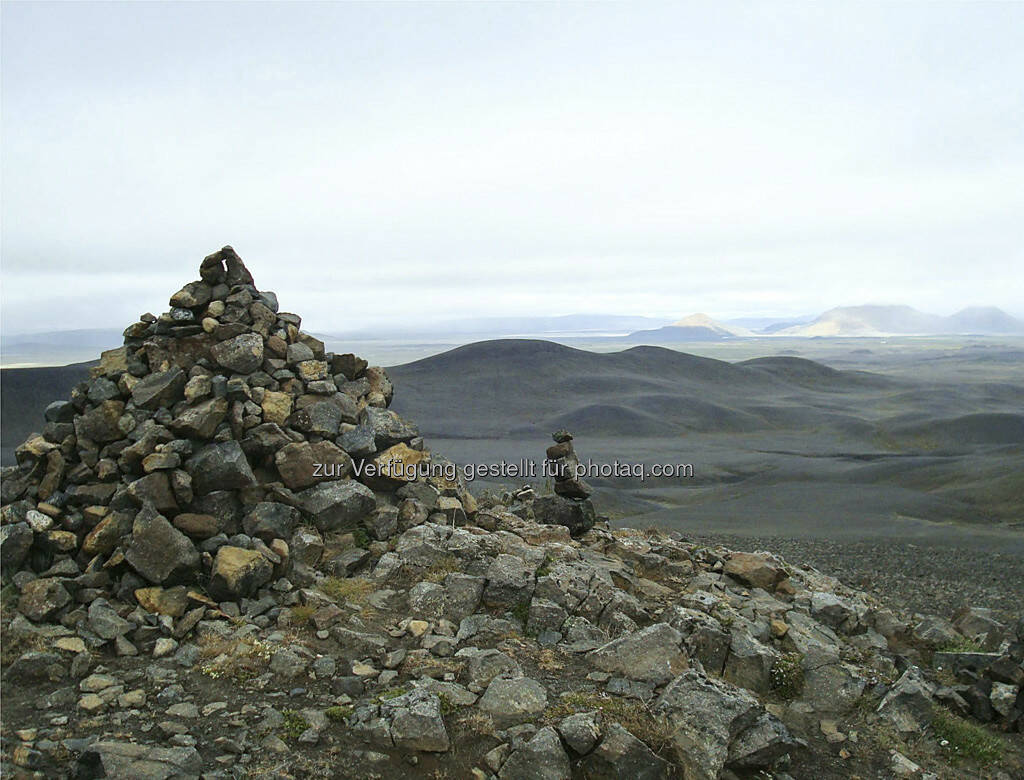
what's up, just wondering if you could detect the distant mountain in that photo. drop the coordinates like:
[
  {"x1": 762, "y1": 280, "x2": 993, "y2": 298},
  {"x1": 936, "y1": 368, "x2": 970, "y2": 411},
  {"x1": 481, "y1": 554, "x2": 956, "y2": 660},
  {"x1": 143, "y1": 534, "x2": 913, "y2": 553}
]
[
  {"x1": 724, "y1": 316, "x2": 813, "y2": 333},
  {"x1": 623, "y1": 313, "x2": 752, "y2": 342},
  {"x1": 332, "y1": 314, "x2": 671, "y2": 339},
  {"x1": 780, "y1": 305, "x2": 1024, "y2": 337}
]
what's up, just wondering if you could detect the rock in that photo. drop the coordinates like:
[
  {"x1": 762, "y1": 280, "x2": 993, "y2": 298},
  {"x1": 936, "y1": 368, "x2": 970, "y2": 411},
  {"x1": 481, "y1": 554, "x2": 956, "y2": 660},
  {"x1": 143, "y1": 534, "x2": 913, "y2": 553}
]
[
  {"x1": 172, "y1": 512, "x2": 222, "y2": 539},
  {"x1": 589, "y1": 623, "x2": 687, "y2": 684},
  {"x1": 467, "y1": 650, "x2": 523, "y2": 687},
  {"x1": 297, "y1": 479, "x2": 376, "y2": 533},
  {"x1": 187, "y1": 441, "x2": 256, "y2": 495},
  {"x1": 877, "y1": 667, "x2": 935, "y2": 734},
  {"x1": 88, "y1": 599, "x2": 132, "y2": 640},
  {"x1": 275, "y1": 440, "x2": 353, "y2": 491},
  {"x1": 581, "y1": 723, "x2": 671, "y2": 779},
  {"x1": 74, "y1": 400, "x2": 126, "y2": 443},
  {"x1": 498, "y1": 726, "x2": 571, "y2": 780},
  {"x1": 726, "y1": 711, "x2": 799, "y2": 770},
  {"x1": 557, "y1": 711, "x2": 602, "y2": 755},
  {"x1": 532, "y1": 495, "x2": 595, "y2": 537},
  {"x1": 723, "y1": 552, "x2": 787, "y2": 592},
  {"x1": 1, "y1": 522, "x2": 34, "y2": 573},
  {"x1": 126, "y1": 472, "x2": 179, "y2": 513},
  {"x1": 169, "y1": 397, "x2": 228, "y2": 439},
  {"x1": 482, "y1": 554, "x2": 536, "y2": 608},
  {"x1": 243, "y1": 502, "x2": 300, "y2": 542},
  {"x1": 135, "y1": 586, "x2": 190, "y2": 617},
  {"x1": 362, "y1": 444, "x2": 430, "y2": 490},
  {"x1": 652, "y1": 670, "x2": 761, "y2": 780},
  {"x1": 365, "y1": 407, "x2": 418, "y2": 449},
  {"x1": 722, "y1": 630, "x2": 777, "y2": 694},
  {"x1": 75, "y1": 741, "x2": 202, "y2": 779},
  {"x1": 990, "y1": 681, "x2": 1017, "y2": 718},
  {"x1": 290, "y1": 400, "x2": 344, "y2": 437},
  {"x1": 131, "y1": 369, "x2": 187, "y2": 411},
  {"x1": 18, "y1": 578, "x2": 72, "y2": 621},
  {"x1": 125, "y1": 506, "x2": 200, "y2": 584},
  {"x1": 211, "y1": 333, "x2": 264, "y2": 374},
  {"x1": 380, "y1": 689, "x2": 450, "y2": 752},
  {"x1": 170, "y1": 281, "x2": 212, "y2": 308},
  {"x1": 479, "y1": 677, "x2": 548, "y2": 725},
  {"x1": 260, "y1": 390, "x2": 293, "y2": 425},
  {"x1": 209, "y1": 546, "x2": 274, "y2": 599}
]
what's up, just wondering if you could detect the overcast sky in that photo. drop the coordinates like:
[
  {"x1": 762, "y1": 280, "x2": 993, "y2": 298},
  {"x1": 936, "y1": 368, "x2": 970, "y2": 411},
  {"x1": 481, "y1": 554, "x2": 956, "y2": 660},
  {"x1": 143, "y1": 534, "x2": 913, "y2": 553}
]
[{"x1": 2, "y1": 1, "x2": 1022, "y2": 335}]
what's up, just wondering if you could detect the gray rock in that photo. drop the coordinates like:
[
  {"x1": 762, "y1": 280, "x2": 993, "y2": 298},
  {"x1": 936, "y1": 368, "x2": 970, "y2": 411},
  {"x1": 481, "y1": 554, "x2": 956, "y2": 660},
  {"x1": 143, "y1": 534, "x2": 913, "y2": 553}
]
[
  {"x1": 467, "y1": 650, "x2": 523, "y2": 687},
  {"x1": 187, "y1": 441, "x2": 256, "y2": 495},
  {"x1": 1, "y1": 522, "x2": 33, "y2": 573},
  {"x1": 169, "y1": 397, "x2": 228, "y2": 439},
  {"x1": 18, "y1": 578, "x2": 72, "y2": 621},
  {"x1": 131, "y1": 369, "x2": 187, "y2": 411},
  {"x1": 532, "y1": 495, "x2": 596, "y2": 537},
  {"x1": 289, "y1": 400, "x2": 343, "y2": 438},
  {"x1": 408, "y1": 581, "x2": 446, "y2": 620},
  {"x1": 482, "y1": 554, "x2": 535, "y2": 608},
  {"x1": 581, "y1": 723, "x2": 671, "y2": 779},
  {"x1": 726, "y1": 711, "x2": 799, "y2": 770},
  {"x1": 652, "y1": 670, "x2": 762, "y2": 780},
  {"x1": 75, "y1": 740, "x2": 202, "y2": 779},
  {"x1": 877, "y1": 667, "x2": 935, "y2": 734},
  {"x1": 497, "y1": 726, "x2": 570, "y2": 780},
  {"x1": 380, "y1": 688, "x2": 450, "y2": 752},
  {"x1": 442, "y1": 573, "x2": 484, "y2": 621},
  {"x1": 365, "y1": 407, "x2": 418, "y2": 449},
  {"x1": 337, "y1": 424, "x2": 376, "y2": 458},
  {"x1": 479, "y1": 677, "x2": 548, "y2": 725},
  {"x1": 125, "y1": 506, "x2": 200, "y2": 584},
  {"x1": 722, "y1": 629, "x2": 778, "y2": 694},
  {"x1": 243, "y1": 502, "x2": 300, "y2": 543},
  {"x1": 557, "y1": 710, "x2": 601, "y2": 755},
  {"x1": 88, "y1": 600, "x2": 132, "y2": 640},
  {"x1": 297, "y1": 479, "x2": 376, "y2": 533},
  {"x1": 211, "y1": 333, "x2": 264, "y2": 374},
  {"x1": 74, "y1": 400, "x2": 126, "y2": 443},
  {"x1": 589, "y1": 623, "x2": 687, "y2": 685}
]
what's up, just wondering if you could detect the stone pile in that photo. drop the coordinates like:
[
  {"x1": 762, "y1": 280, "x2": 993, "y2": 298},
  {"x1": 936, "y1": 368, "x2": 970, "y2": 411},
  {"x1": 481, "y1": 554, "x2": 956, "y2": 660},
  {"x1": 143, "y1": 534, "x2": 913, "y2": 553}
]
[
  {"x1": 521, "y1": 430, "x2": 597, "y2": 538},
  {"x1": 0, "y1": 246, "x2": 478, "y2": 618}
]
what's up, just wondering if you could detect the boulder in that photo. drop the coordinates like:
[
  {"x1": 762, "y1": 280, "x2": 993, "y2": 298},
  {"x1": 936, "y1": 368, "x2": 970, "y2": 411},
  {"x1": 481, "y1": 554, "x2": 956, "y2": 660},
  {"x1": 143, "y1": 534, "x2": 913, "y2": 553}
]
[
  {"x1": 478, "y1": 676, "x2": 548, "y2": 725},
  {"x1": 243, "y1": 502, "x2": 300, "y2": 543},
  {"x1": 125, "y1": 506, "x2": 200, "y2": 584},
  {"x1": 211, "y1": 333, "x2": 264, "y2": 374},
  {"x1": 723, "y1": 552, "x2": 787, "y2": 592},
  {"x1": 482, "y1": 553, "x2": 536, "y2": 608},
  {"x1": 209, "y1": 546, "x2": 274, "y2": 599},
  {"x1": 74, "y1": 400, "x2": 126, "y2": 443},
  {"x1": 187, "y1": 441, "x2": 256, "y2": 495},
  {"x1": 297, "y1": 480, "x2": 376, "y2": 533},
  {"x1": 532, "y1": 495, "x2": 595, "y2": 537},
  {"x1": 379, "y1": 689, "x2": 450, "y2": 752},
  {"x1": 18, "y1": 578, "x2": 72, "y2": 622},
  {"x1": 497, "y1": 726, "x2": 570, "y2": 780},
  {"x1": 131, "y1": 369, "x2": 186, "y2": 411},
  {"x1": 877, "y1": 667, "x2": 935, "y2": 734},
  {"x1": 274, "y1": 440, "x2": 352, "y2": 491},
  {"x1": 581, "y1": 723, "x2": 672, "y2": 779},
  {"x1": 589, "y1": 623, "x2": 687, "y2": 684},
  {"x1": 169, "y1": 397, "x2": 228, "y2": 439}
]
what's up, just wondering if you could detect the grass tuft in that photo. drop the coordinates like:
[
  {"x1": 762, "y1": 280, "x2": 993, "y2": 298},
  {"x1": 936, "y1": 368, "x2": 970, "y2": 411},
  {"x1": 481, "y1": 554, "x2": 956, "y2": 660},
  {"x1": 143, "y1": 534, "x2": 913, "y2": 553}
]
[{"x1": 931, "y1": 710, "x2": 1004, "y2": 764}]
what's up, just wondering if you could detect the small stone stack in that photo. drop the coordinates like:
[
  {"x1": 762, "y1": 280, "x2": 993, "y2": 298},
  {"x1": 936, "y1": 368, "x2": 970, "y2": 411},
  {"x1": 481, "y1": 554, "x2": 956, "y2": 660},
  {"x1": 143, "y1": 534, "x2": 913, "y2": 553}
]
[
  {"x1": 532, "y1": 429, "x2": 595, "y2": 537},
  {"x1": 0, "y1": 246, "x2": 478, "y2": 633},
  {"x1": 545, "y1": 429, "x2": 591, "y2": 501}
]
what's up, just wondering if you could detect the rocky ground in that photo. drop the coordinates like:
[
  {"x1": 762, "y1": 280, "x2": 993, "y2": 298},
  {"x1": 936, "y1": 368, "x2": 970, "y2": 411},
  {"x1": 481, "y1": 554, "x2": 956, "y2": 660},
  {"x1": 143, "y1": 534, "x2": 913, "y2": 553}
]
[
  {"x1": 681, "y1": 534, "x2": 1024, "y2": 623},
  {"x1": 1, "y1": 248, "x2": 1022, "y2": 778}
]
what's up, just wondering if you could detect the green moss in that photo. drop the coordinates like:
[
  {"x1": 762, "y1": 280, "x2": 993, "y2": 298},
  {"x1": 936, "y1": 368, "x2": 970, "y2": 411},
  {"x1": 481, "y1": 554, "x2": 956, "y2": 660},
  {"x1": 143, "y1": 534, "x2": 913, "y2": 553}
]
[
  {"x1": 769, "y1": 653, "x2": 805, "y2": 700},
  {"x1": 378, "y1": 687, "x2": 409, "y2": 701},
  {"x1": 544, "y1": 691, "x2": 673, "y2": 753},
  {"x1": 510, "y1": 599, "x2": 531, "y2": 628},
  {"x1": 280, "y1": 709, "x2": 309, "y2": 740},
  {"x1": 352, "y1": 528, "x2": 371, "y2": 549},
  {"x1": 931, "y1": 710, "x2": 1004, "y2": 764},
  {"x1": 936, "y1": 636, "x2": 985, "y2": 654},
  {"x1": 325, "y1": 705, "x2": 353, "y2": 722}
]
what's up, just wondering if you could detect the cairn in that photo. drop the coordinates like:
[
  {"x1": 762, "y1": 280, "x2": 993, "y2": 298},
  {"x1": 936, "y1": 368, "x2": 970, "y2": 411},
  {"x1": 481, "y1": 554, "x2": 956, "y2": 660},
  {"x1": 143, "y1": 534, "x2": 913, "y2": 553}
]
[{"x1": 545, "y1": 428, "x2": 592, "y2": 500}]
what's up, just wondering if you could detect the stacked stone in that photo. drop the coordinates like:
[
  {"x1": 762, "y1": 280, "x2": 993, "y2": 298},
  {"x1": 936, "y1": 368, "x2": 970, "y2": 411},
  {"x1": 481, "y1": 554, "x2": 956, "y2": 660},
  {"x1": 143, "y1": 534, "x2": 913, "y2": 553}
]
[
  {"x1": 545, "y1": 429, "x2": 592, "y2": 500},
  {"x1": 530, "y1": 429, "x2": 596, "y2": 537},
  {"x1": 0, "y1": 246, "x2": 477, "y2": 642}
]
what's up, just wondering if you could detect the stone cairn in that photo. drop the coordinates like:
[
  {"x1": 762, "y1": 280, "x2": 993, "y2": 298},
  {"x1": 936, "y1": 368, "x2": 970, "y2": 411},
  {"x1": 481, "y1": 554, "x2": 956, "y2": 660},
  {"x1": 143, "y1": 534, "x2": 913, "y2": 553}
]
[
  {"x1": 528, "y1": 429, "x2": 596, "y2": 537},
  {"x1": 0, "y1": 246, "x2": 478, "y2": 624},
  {"x1": 545, "y1": 429, "x2": 591, "y2": 501}
]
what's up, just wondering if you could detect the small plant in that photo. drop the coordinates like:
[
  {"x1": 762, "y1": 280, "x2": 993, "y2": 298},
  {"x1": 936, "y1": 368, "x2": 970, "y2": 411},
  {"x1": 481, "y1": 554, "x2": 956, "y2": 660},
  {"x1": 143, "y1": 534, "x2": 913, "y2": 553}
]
[
  {"x1": 535, "y1": 556, "x2": 553, "y2": 577},
  {"x1": 544, "y1": 691, "x2": 673, "y2": 754},
  {"x1": 931, "y1": 710, "x2": 1004, "y2": 764},
  {"x1": 325, "y1": 705, "x2": 353, "y2": 722},
  {"x1": 197, "y1": 636, "x2": 274, "y2": 682},
  {"x1": 378, "y1": 687, "x2": 409, "y2": 701},
  {"x1": 437, "y1": 692, "x2": 458, "y2": 716},
  {"x1": 420, "y1": 556, "x2": 459, "y2": 583},
  {"x1": 936, "y1": 636, "x2": 986, "y2": 654},
  {"x1": 769, "y1": 653, "x2": 805, "y2": 700},
  {"x1": 510, "y1": 599, "x2": 531, "y2": 628},
  {"x1": 321, "y1": 577, "x2": 375, "y2": 605},
  {"x1": 288, "y1": 605, "x2": 315, "y2": 625},
  {"x1": 280, "y1": 709, "x2": 310, "y2": 741},
  {"x1": 352, "y1": 528, "x2": 371, "y2": 549}
]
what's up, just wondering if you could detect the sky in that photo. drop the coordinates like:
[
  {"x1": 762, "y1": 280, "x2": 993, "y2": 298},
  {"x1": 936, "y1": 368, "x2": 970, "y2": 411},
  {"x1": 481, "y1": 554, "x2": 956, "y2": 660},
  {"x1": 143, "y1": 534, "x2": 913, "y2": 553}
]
[{"x1": 2, "y1": 1, "x2": 1023, "y2": 335}]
